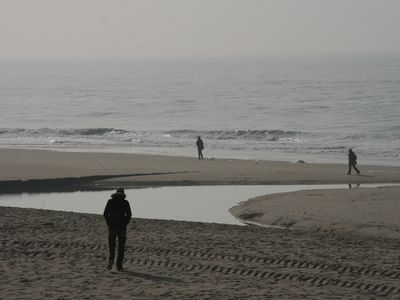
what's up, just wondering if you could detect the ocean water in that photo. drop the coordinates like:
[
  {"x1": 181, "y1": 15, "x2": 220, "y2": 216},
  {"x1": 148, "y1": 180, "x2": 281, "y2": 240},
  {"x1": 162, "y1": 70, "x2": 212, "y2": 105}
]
[{"x1": 0, "y1": 56, "x2": 399, "y2": 165}]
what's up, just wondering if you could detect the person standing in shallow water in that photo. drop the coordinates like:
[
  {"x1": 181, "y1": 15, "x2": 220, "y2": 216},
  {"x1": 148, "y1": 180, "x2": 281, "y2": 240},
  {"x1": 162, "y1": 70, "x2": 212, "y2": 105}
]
[
  {"x1": 347, "y1": 149, "x2": 360, "y2": 175},
  {"x1": 196, "y1": 136, "x2": 204, "y2": 159},
  {"x1": 103, "y1": 187, "x2": 132, "y2": 271}
]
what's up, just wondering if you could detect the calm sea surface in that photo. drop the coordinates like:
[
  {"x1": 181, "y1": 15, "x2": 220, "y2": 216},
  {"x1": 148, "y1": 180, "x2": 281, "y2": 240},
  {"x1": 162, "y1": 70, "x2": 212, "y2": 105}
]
[{"x1": 0, "y1": 56, "x2": 399, "y2": 165}]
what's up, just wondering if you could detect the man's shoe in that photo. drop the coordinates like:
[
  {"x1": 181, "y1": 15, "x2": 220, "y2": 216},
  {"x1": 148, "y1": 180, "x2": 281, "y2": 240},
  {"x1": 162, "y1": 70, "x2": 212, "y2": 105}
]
[{"x1": 117, "y1": 266, "x2": 123, "y2": 271}]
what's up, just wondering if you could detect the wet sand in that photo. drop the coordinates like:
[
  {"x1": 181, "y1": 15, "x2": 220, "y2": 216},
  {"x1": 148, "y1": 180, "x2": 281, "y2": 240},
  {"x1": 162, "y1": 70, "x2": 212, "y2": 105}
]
[
  {"x1": 230, "y1": 186, "x2": 400, "y2": 239},
  {"x1": 1, "y1": 149, "x2": 400, "y2": 193}
]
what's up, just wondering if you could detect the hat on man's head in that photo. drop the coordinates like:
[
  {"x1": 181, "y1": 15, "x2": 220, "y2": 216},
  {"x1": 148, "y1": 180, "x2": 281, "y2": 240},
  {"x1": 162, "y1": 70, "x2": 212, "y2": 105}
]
[{"x1": 116, "y1": 187, "x2": 125, "y2": 194}]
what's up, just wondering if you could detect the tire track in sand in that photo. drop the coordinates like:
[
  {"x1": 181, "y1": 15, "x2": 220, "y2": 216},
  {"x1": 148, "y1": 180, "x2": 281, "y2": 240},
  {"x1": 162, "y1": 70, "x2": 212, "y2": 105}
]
[
  {"x1": 0, "y1": 240, "x2": 400, "y2": 295},
  {"x1": 2, "y1": 239, "x2": 399, "y2": 281},
  {"x1": 3, "y1": 245, "x2": 398, "y2": 297}
]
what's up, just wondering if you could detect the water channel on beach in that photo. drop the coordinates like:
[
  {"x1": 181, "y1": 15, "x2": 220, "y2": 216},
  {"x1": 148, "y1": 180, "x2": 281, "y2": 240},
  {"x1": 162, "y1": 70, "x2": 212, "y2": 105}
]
[{"x1": 0, "y1": 184, "x2": 395, "y2": 225}]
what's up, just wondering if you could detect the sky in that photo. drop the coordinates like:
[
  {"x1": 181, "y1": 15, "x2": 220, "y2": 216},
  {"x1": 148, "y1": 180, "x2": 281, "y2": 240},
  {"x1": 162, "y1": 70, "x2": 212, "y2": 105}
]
[{"x1": 1, "y1": 0, "x2": 399, "y2": 59}]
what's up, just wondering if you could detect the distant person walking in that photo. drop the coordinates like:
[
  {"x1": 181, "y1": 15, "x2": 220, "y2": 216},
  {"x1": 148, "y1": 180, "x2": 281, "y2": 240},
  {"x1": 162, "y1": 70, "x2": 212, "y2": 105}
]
[
  {"x1": 103, "y1": 187, "x2": 132, "y2": 271},
  {"x1": 347, "y1": 149, "x2": 360, "y2": 175},
  {"x1": 196, "y1": 136, "x2": 204, "y2": 159}
]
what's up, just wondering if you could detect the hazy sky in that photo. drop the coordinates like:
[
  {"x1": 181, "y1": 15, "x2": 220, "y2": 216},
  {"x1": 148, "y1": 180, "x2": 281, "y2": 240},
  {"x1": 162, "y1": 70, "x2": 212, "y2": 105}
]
[{"x1": 1, "y1": 0, "x2": 399, "y2": 59}]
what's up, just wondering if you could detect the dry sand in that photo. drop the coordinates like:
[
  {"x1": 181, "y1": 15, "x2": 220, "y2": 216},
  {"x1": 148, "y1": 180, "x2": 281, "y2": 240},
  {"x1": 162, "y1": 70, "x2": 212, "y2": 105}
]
[
  {"x1": 1, "y1": 206, "x2": 399, "y2": 299},
  {"x1": 1, "y1": 149, "x2": 400, "y2": 299}
]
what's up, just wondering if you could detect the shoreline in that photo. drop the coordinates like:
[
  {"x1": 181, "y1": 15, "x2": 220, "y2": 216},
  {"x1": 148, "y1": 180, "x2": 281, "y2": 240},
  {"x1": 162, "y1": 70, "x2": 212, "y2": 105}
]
[
  {"x1": 2, "y1": 144, "x2": 399, "y2": 167},
  {"x1": 1, "y1": 148, "x2": 400, "y2": 194}
]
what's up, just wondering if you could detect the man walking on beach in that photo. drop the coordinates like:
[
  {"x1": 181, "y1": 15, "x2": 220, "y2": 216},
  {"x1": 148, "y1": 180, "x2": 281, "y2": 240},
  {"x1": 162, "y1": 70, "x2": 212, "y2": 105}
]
[
  {"x1": 103, "y1": 187, "x2": 132, "y2": 271},
  {"x1": 347, "y1": 149, "x2": 360, "y2": 175},
  {"x1": 196, "y1": 136, "x2": 204, "y2": 160}
]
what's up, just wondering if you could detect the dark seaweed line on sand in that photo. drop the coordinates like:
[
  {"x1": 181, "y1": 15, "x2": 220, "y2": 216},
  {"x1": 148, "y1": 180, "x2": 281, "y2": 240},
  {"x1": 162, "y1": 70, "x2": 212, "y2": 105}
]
[{"x1": 0, "y1": 171, "x2": 191, "y2": 194}]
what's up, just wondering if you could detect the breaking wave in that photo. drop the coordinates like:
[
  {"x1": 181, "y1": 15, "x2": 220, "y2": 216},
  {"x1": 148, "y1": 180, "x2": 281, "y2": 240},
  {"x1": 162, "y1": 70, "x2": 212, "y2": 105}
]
[
  {"x1": 164, "y1": 129, "x2": 303, "y2": 141},
  {"x1": 0, "y1": 127, "x2": 398, "y2": 160},
  {"x1": 0, "y1": 128, "x2": 129, "y2": 137},
  {"x1": 0, "y1": 127, "x2": 303, "y2": 141}
]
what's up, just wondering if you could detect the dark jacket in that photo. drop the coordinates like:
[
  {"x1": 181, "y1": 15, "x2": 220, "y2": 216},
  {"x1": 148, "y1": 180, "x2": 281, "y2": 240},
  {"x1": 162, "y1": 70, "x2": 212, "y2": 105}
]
[
  {"x1": 103, "y1": 192, "x2": 132, "y2": 228},
  {"x1": 196, "y1": 139, "x2": 204, "y2": 150},
  {"x1": 348, "y1": 151, "x2": 357, "y2": 165}
]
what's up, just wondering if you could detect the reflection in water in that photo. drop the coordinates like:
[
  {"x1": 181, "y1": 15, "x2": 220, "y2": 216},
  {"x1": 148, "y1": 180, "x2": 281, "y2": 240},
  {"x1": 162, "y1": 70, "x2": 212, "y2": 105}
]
[
  {"x1": 348, "y1": 183, "x2": 361, "y2": 189},
  {"x1": 0, "y1": 184, "x2": 396, "y2": 225}
]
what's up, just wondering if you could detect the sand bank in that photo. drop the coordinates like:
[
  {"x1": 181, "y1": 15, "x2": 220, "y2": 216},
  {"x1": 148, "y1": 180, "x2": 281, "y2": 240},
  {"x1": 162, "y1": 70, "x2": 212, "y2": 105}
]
[
  {"x1": 1, "y1": 206, "x2": 399, "y2": 299},
  {"x1": 1, "y1": 149, "x2": 400, "y2": 193},
  {"x1": 230, "y1": 186, "x2": 400, "y2": 238}
]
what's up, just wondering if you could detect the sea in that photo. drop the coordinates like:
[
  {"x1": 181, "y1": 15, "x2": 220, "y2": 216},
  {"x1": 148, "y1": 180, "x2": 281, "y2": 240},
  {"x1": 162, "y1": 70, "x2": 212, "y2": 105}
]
[{"x1": 0, "y1": 55, "x2": 399, "y2": 166}]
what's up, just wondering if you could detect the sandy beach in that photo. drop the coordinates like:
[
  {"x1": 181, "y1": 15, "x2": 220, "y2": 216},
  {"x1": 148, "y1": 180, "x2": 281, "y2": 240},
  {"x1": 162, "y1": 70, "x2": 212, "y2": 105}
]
[
  {"x1": 1, "y1": 149, "x2": 400, "y2": 193},
  {"x1": 1, "y1": 206, "x2": 399, "y2": 299},
  {"x1": 1, "y1": 149, "x2": 400, "y2": 299},
  {"x1": 3, "y1": 0, "x2": 400, "y2": 298}
]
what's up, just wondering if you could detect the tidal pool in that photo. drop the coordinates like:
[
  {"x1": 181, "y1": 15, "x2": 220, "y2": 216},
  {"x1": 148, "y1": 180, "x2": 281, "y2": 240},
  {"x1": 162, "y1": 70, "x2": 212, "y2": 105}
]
[{"x1": 0, "y1": 184, "x2": 395, "y2": 225}]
